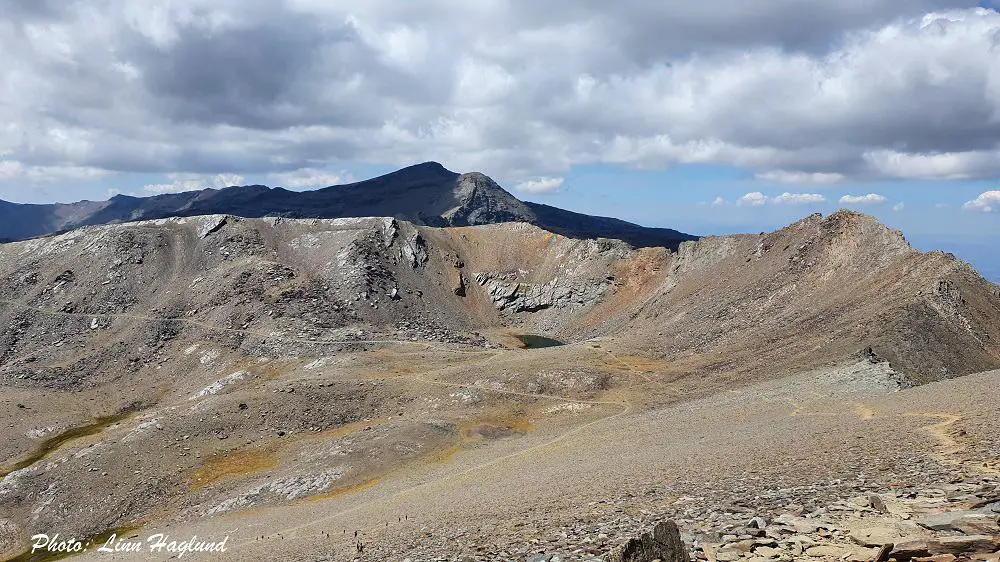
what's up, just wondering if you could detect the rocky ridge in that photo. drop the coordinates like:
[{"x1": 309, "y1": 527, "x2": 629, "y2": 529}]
[
  {"x1": 0, "y1": 210, "x2": 998, "y2": 561},
  {"x1": 0, "y1": 163, "x2": 695, "y2": 250}
]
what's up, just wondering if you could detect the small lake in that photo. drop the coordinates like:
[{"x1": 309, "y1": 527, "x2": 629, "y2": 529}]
[{"x1": 515, "y1": 334, "x2": 565, "y2": 349}]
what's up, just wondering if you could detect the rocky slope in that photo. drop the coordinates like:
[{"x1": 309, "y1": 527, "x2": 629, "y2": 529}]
[
  {"x1": 0, "y1": 162, "x2": 695, "y2": 249},
  {"x1": 0, "y1": 211, "x2": 997, "y2": 560}
]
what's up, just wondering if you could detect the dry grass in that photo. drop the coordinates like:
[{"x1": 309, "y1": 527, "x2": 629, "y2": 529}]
[
  {"x1": 427, "y1": 442, "x2": 463, "y2": 464},
  {"x1": 459, "y1": 416, "x2": 534, "y2": 443},
  {"x1": 190, "y1": 449, "x2": 279, "y2": 489}
]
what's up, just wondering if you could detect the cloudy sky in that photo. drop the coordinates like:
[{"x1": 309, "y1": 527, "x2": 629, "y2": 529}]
[{"x1": 1, "y1": 1, "x2": 998, "y2": 279}]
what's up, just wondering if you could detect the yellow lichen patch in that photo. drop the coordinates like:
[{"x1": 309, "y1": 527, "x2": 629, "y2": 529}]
[
  {"x1": 301, "y1": 478, "x2": 381, "y2": 503},
  {"x1": 428, "y1": 442, "x2": 463, "y2": 464},
  {"x1": 571, "y1": 248, "x2": 670, "y2": 331},
  {"x1": 459, "y1": 415, "x2": 534, "y2": 443},
  {"x1": 614, "y1": 354, "x2": 668, "y2": 373},
  {"x1": 360, "y1": 349, "x2": 488, "y2": 378},
  {"x1": 598, "y1": 353, "x2": 667, "y2": 374},
  {"x1": 190, "y1": 449, "x2": 279, "y2": 489},
  {"x1": 530, "y1": 231, "x2": 557, "y2": 254},
  {"x1": 257, "y1": 359, "x2": 300, "y2": 381}
]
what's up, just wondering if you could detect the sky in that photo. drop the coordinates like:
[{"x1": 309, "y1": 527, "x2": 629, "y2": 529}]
[{"x1": 0, "y1": 1, "x2": 997, "y2": 280}]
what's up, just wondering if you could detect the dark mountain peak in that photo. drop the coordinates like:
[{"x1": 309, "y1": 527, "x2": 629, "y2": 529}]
[
  {"x1": 413, "y1": 161, "x2": 449, "y2": 172},
  {"x1": 0, "y1": 163, "x2": 696, "y2": 249},
  {"x1": 331, "y1": 162, "x2": 460, "y2": 198},
  {"x1": 386, "y1": 161, "x2": 457, "y2": 180}
]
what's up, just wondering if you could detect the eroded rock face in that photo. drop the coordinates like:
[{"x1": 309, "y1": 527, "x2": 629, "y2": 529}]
[
  {"x1": 196, "y1": 215, "x2": 230, "y2": 239},
  {"x1": 607, "y1": 520, "x2": 690, "y2": 562},
  {"x1": 474, "y1": 272, "x2": 610, "y2": 313}
]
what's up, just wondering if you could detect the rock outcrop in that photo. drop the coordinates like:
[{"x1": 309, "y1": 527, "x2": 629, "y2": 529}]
[
  {"x1": 607, "y1": 520, "x2": 690, "y2": 562},
  {"x1": 474, "y1": 272, "x2": 610, "y2": 313}
]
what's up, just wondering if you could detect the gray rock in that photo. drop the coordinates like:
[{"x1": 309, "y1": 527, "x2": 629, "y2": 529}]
[
  {"x1": 474, "y1": 272, "x2": 609, "y2": 313},
  {"x1": 916, "y1": 509, "x2": 999, "y2": 532},
  {"x1": 605, "y1": 520, "x2": 690, "y2": 562},
  {"x1": 197, "y1": 215, "x2": 229, "y2": 238},
  {"x1": 401, "y1": 233, "x2": 428, "y2": 268}
]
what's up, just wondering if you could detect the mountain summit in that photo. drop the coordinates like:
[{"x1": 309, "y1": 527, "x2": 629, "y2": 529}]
[{"x1": 0, "y1": 162, "x2": 695, "y2": 249}]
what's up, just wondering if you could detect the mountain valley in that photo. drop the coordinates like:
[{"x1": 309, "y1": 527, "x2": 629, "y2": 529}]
[{"x1": 0, "y1": 206, "x2": 997, "y2": 561}]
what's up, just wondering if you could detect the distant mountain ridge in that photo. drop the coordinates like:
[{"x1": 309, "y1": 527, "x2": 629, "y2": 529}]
[{"x1": 0, "y1": 162, "x2": 696, "y2": 249}]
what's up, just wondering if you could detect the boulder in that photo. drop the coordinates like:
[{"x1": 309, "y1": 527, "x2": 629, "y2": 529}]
[
  {"x1": 891, "y1": 535, "x2": 1000, "y2": 560},
  {"x1": 605, "y1": 520, "x2": 690, "y2": 562},
  {"x1": 917, "y1": 510, "x2": 1000, "y2": 533}
]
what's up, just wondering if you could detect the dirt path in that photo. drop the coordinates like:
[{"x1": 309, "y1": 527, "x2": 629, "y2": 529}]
[{"x1": 788, "y1": 398, "x2": 998, "y2": 477}]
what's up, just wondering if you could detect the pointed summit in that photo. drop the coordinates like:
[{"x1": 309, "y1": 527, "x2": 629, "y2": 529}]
[
  {"x1": 0, "y1": 162, "x2": 696, "y2": 249},
  {"x1": 412, "y1": 161, "x2": 449, "y2": 172}
]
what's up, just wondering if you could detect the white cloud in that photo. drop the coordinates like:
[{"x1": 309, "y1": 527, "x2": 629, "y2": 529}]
[
  {"x1": 839, "y1": 193, "x2": 888, "y2": 205},
  {"x1": 267, "y1": 168, "x2": 352, "y2": 189},
  {"x1": 738, "y1": 192, "x2": 767, "y2": 207},
  {"x1": 893, "y1": 202, "x2": 905, "y2": 211},
  {"x1": 963, "y1": 191, "x2": 1000, "y2": 213},
  {"x1": 711, "y1": 196, "x2": 726, "y2": 206},
  {"x1": 756, "y1": 170, "x2": 845, "y2": 185},
  {"x1": 4, "y1": 1, "x2": 1000, "y2": 191},
  {"x1": 514, "y1": 177, "x2": 564, "y2": 194},
  {"x1": 864, "y1": 150, "x2": 1000, "y2": 180},
  {"x1": 0, "y1": 160, "x2": 22, "y2": 180},
  {"x1": 142, "y1": 173, "x2": 244, "y2": 195},
  {"x1": 0, "y1": 159, "x2": 111, "y2": 183},
  {"x1": 772, "y1": 192, "x2": 826, "y2": 204},
  {"x1": 737, "y1": 191, "x2": 827, "y2": 206},
  {"x1": 214, "y1": 173, "x2": 244, "y2": 188}
]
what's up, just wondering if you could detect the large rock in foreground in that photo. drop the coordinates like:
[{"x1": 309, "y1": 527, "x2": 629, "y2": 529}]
[{"x1": 606, "y1": 520, "x2": 690, "y2": 562}]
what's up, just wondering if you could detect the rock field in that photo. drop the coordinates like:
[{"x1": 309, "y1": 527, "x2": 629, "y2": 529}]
[{"x1": 0, "y1": 211, "x2": 997, "y2": 561}]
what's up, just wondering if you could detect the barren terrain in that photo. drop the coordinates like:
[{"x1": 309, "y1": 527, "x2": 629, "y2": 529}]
[{"x1": 0, "y1": 212, "x2": 998, "y2": 561}]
